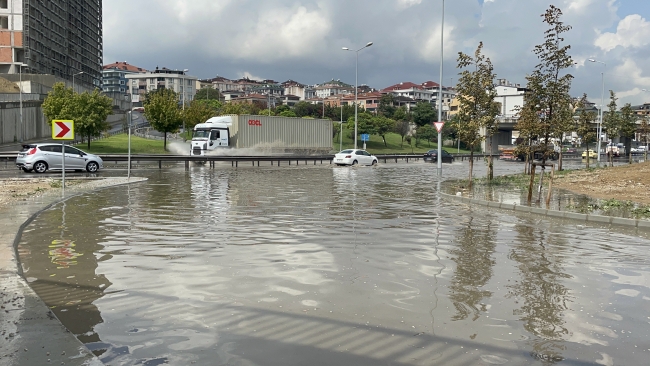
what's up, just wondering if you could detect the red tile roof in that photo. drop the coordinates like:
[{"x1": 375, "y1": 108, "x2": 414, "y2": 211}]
[
  {"x1": 103, "y1": 61, "x2": 146, "y2": 72},
  {"x1": 381, "y1": 82, "x2": 425, "y2": 92},
  {"x1": 421, "y1": 81, "x2": 440, "y2": 88}
]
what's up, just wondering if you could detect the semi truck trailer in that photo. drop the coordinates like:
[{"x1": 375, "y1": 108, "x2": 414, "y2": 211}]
[{"x1": 190, "y1": 114, "x2": 333, "y2": 155}]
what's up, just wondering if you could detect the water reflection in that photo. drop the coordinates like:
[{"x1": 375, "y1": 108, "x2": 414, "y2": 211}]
[
  {"x1": 15, "y1": 163, "x2": 650, "y2": 365},
  {"x1": 508, "y1": 220, "x2": 571, "y2": 363},
  {"x1": 448, "y1": 216, "x2": 496, "y2": 321}
]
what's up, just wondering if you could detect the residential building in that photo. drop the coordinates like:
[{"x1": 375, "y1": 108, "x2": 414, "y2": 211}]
[
  {"x1": 102, "y1": 62, "x2": 146, "y2": 94},
  {"x1": 494, "y1": 79, "x2": 526, "y2": 122},
  {"x1": 632, "y1": 103, "x2": 650, "y2": 116},
  {"x1": 340, "y1": 92, "x2": 383, "y2": 113},
  {"x1": 222, "y1": 90, "x2": 245, "y2": 101},
  {"x1": 231, "y1": 93, "x2": 274, "y2": 107},
  {"x1": 381, "y1": 82, "x2": 434, "y2": 102},
  {"x1": 314, "y1": 79, "x2": 353, "y2": 99},
  {"x1": 0, "y1": 0, "x2": 103, "y2": 87},
  {"x1": 250, "y1": 83, "x2": 284, "y2": 96},
  {"x1": 278, "y1": 94, "x2": 300, "y2": 107},
  {"x1": 125, "y1": 67, "x2": 197, "y2": 104},
  {"x1": 281, "y1": 79, "x2": 316, "y2": 100}
]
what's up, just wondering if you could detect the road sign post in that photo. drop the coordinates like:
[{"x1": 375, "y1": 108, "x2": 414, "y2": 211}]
[{"x1": 52, "y1": 120, "x2": 74, "y2": 195}]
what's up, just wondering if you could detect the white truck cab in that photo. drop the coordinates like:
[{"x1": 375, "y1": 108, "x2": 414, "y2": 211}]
[{"x1": 191, "y1": 116, "x2": 233, "y2": 156}]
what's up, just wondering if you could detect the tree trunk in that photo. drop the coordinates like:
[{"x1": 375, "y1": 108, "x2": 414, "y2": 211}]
[
  {"x1": 468, "y1": 150, "x2": 474, "y2": 188},
  {"x1": 537, "y1": 166, "x2": 545, "y2": 203},
  {"x1": 586, "y1": 143, "x2": 590, "y2": 169},
  {"x1": 87, "y1": 133, "x2": 91, "y2": 150},
  {"x1": 487, "y1": 134, "x2": 493, "y2": 181},
  {"x1": 164, "y1": 132, "x2": 167, "y2": 151},
  {"x1": 558, "y1": 150, "x2": 563, "y2": 171}
]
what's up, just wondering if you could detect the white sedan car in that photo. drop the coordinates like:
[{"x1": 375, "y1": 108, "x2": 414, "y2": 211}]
[{"x1": 334, "y1": 149, "x2": 378, "y2": 166}]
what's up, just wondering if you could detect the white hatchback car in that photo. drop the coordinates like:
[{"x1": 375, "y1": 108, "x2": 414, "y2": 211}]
[{"x1": 334, "y1": 149, "x2": 378, "y2": 166}]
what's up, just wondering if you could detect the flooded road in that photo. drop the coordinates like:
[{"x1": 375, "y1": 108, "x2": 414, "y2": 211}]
[{"x1": 17, "y1": 161, "x2": 650, "y2": 365}]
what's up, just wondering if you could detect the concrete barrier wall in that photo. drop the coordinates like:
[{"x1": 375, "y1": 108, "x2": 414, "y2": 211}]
[
  {"x1": 0, "y1": 101, "x2": 48, "y2": 144},
  {"x1": 0, "y1": 101, "x2": 127, "y2": 144}
]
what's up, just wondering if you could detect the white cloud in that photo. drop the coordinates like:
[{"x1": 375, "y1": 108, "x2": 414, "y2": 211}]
[
  {"x1": 397, "y1": 0, "x2": 422, "y2": 9},
  {"x1": 595, "y1": 14, "x2": 650, "y2": 52},
  {"x1": 238, "y1": 71, "x2": 264, "y2": 81},
  {"x1": 220, "y1": 5, "x2": 332, "y2": 62}
]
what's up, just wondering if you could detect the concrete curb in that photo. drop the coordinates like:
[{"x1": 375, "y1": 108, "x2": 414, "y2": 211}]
[
  {"x1": 440, "y1": 192, "x2": 643, "y2": 229},
  {"x1": 1, "y1": 177, "x2": 147, "y2": 366}
]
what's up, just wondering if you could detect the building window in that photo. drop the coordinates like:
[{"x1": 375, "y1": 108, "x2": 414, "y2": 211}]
[
  {"x1": 0, "y1": 16, "x2": 8, "y2": 29},
  {"x1": 0, "y1": 1, "x2": 7, "y2": 9}
]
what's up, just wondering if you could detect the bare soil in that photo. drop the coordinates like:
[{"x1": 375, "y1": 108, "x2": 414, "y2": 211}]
[
  {"x1": 554, "y1": 162, "x2": 650, "y2": 204},
  {"x1": 0, "y1": 77, "x2": 20, "y2": 93},
  {"x1": 0, "y1": 178, "x2": 82, "y2": 208}
]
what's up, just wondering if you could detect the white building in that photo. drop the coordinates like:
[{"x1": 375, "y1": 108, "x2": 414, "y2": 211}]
[
  {"x1": 126, "y1": 67, "x2": 197, "y2": 104},
  {"x1": 494, "y1": 79, "x2": 526, "y2": 122}
]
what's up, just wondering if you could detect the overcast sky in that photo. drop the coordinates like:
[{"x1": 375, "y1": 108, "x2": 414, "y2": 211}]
[{"x1": 103, "y1": 0, "x2": 650, "y2": 107}]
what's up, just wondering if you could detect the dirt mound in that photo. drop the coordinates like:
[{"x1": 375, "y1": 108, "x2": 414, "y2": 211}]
[
  {"x1": 554, "y1": 161, "x2": 650, "y2": 204},
  {"x1": 0, "y1": 77, "x2": 20, "y2": 93}
]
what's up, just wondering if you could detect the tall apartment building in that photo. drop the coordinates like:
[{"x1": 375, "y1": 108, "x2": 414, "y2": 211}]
[{"x1": 0, "y1": 0, "x2": 102, "y2": 87}]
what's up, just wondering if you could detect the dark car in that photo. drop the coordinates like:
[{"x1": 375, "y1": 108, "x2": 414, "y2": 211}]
[{"x1": 423, "y1": 149, "x2": 454, "y2": 163}]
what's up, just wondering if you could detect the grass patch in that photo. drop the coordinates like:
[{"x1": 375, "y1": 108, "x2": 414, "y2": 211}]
[
  {"x1": 74, "y1": 134, "x2": 169, "y2": 154},
  {"x1": 333, "y1": 126, "x2": 473, "y2": 154}
]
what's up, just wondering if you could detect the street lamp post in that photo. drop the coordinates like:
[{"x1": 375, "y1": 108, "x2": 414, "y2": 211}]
[
  {"x1": 182, "y1": 69, "x2": 189, "y2": 140},
  {"x1": 342, "y1": 41, "x2": 373, "y2": 149},
  {"x1": 588, "y1": 59, "x2": 606, "y2": 165},
  {"x1": 437, "y1": 0, "x2": 445, "y2": 174},
  {"x1": 340, "y1": 104, "x2": 343, "y2": 152},
  {"x1": 18, "y1": 63, "x2": 27, "y2": 142},
  {"x1": 642, "y1": 89, "x2": 650, "y2": 160},
  {"x1": 72, "y1": 71, "x2": 84, "y2": 94}
]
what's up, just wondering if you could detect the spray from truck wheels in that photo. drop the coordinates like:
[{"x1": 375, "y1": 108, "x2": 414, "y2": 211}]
[{"x1": 190, "y1": 115, "x2": 333, "y2": 156}]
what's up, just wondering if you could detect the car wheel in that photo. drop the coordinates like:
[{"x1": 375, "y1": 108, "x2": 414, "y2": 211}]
[
  {"x1": 33, "y1": 161, "x2": 48, "y2": 174},
  {"x1": 352, "y1": 160, "x2": 358, "y2": 165},
  {"x1": 86, "y1": 161, "x2": 99, "y2": 173},
  {"x1": 372, "y1": 160, "x2": 377, "y2": 166}
]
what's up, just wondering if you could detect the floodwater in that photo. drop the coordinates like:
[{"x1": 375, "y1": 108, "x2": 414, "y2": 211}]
[{"x1": 16, "y1": 160, "x2": 650, "y2": 365}]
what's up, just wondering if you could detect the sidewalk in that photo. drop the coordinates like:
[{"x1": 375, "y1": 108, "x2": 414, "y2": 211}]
[{"x1": 0, "y1": 177, "x2": 146, "y2": 366}]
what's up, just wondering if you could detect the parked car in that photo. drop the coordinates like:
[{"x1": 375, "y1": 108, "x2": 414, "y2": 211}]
[
  {"x1": 631, "y1": 146, "x2": 647, "y2": 154},
  {"x1": 581, "y1": 149, "x2": 598, "y2": 159},
  {"x1": 334, "y1": 149, "x2": 378, "y2": 166},
  {"x1": 423, "y1": 149, "x2": 454, "y2": 163},
  {"x1": 16, "y1": 143, "x2": 104, "y2": 173}
]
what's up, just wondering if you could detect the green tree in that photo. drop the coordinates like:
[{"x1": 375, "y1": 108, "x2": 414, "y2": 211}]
[
  {"x1": 514, "y1": 87, "x2": 545, "y2": 174},
  {"x1": 332, "y1": 121, "x2": 341, "y2": 139},
  {"x1": 619, "y1": 103, "x2": 636, "y2": 164},
  {"x1": 575, "y1": 94, "x2": 597, "y2": 169},
  {"x1": 378, "y1": 94, "x2": 396, "y2": 118},
  {"x1": 372, "y1": 115, "x2": 396, "y2": 147},
  {"x1": 412, "y1": 101, "x2": 437, "y2": 127},
  {"x1": 294, "y1": 101, "x2": 321, "y2": 118},
  {"x1": 143, "y1": 88, "x2": 183, "y2": 151},
  {"x1": 602, "y1": 90, "x2": 619, "y2": 166},
  {"x1": 522, "y1": 5, "x2": 574, "y2": 168},
  {"x1": 456, "y1": 42, "x2": 499, "y2": 185},
  {"x1": 393, "y1": 106, "x2": 411, "y2": 147},
  {"x1": 415, "y1": 124, "x2": 436, "y2": 147},
  {"x1": 195, "y1": 87, "x2": 222, "y2": 101},
  {"x1": 70, "y1": 89, "x2": 113, "y2": 149},
  {"x1": 279, "y1": 110, "x2": 297, "y2": 117},
  {"x1": 184, "y1": 100, "x2": 217, "y2": 135},
  {"x1": 42, "y1": 83, "x2": 75, "y2": 122},
  {"x1": 346, "y1": 112, "x2": 375, "y2": 138},
  {"x1": 42, "y1": 83, "x2": 112, "y2": 149},
  {"x1": 275, "y1": 105, "x2": 290, "y2": 114}
]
